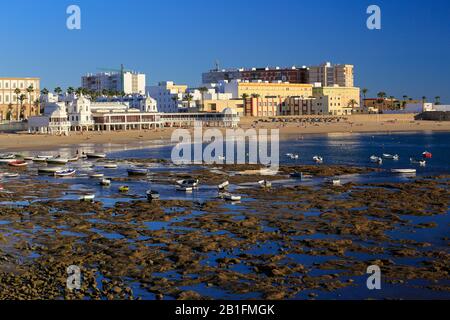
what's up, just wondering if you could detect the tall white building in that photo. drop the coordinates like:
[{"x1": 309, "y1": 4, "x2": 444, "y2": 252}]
[
  {"x1": 146, "y1": 81, "x2": 188, "y2": 113},
  {"x1": 82, "y1": 71, "x2": 146, "y2": 95}
]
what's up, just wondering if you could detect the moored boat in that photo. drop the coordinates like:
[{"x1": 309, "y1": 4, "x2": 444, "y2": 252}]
[
  {"x1": 32, "y1": 157, "x2": 48, "y2": 163},
  {"x1": 258, "y1": 180, "x2": 272, "y2": 188},
  {"x1": 218, "y1": 181, "x2": 229, "y2": 190},
  {"x1": 47, "y1": 158, "x2": 68, "y2": 165},
  {"x1": 370, "y1": 155, "x2": 383, "y2": 164},
  {"x1": 55, "y1": 169, "x2": 76, "y2": 177},
  {"x1": 119, "y1": 185, "x2": 129, "y2": 192},
  {"x1": 313, "y1": 156, "x2": 323, "y2": 164},
  {"x1": 103, "y1": 163, "x2": 118, "y2": 169},
  {"x1": 383, "y1": 154, "x2": 399, "y2": 160},
  {"x1": 38, "y1": 167, "x2": 60, "y2": 174},
  {"x1": 220, "y1": 192, "x2": 241, "y2": 201},
  {"x1": 68, "y1": 156, "x2": 79, "y2": 162},
  {"x1": 127, "y1": 168, "x2": 148, "y2": 176},
  {"x1": 176, "y1": 185, "x2": 194, "y2": 192},
  {"x1": 2, "y1": 173, "x2": 19, "y2": 178},
  {"x1": 391, "y1": 169, "x2": 417, "y2": 174},
  {"x1": 100, "y1": 178, "x2": 111, "y2": 186},
  {"x1": 0, "y1": 153, "x2": 16, "y2": 159},
  {"x1": 79, "y1": 194, "x2": 95, "y2": 201},
  {"x1": 146, "y1": 190, "x2": 160, "y2": 200},
  {"x1": 86, "y1": 153, "x2": 106, "y2": 159},
  {"x1": 8, "y1": 160, "x2": 28, "y2": 168},
  {"x1": 422, "y1": 151, "x2": 433, "y2": 159},
  {"x1": 176, "y1": 179, "x2": 199, "y2": 187},
  {"x1": 90, "y1": 173, "x2": 104, "y2": 179},
  {"x1": 0, "y1": 159, "x2": 16, "y2": 164}
]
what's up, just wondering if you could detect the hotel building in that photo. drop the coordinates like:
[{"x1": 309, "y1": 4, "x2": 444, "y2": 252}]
[
  {"x1": 220, "y1": 80, "x2": 313, "y2": 100},
  {"x1": 0, "y1": 77, "x2": 40, "y2": 120},
  {"x1": 82, "y1": 71, "x2": 146, "y2": 95},
  {"x1": 308, "y1": 62, "x2": 354, "y2": 87},
  {"x1": 146, "y1": 81, "x2": 188, "y2": 113}
]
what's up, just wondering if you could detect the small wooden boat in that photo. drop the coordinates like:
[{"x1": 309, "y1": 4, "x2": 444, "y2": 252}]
[
  {"x1": 391, "y1": 169, "x2": 417, "y2": 174},
  {"x1": 38, "y1": 167, "x2": 60, "y2": 174},
  {"x1": 23, "y1": 156, "x2": 34, "y2": 161},
  {"x1": 86, "y1": 153, "x2": 106, "y2": 159},
  {"x1": 220, "y1": 192, "x2": 241, "y2": 201},
  {"x1": 55, "y1": 169, "x2": 76, "y2": 177},
  {"x1": 0, "y1": 153, "x2": 16, "y2": 159},
  {"x1": 176, "y1": 179, "x2": 199, "y2": 187},
  {"x1": 383, "y1": 154, "x2": 399, "y2": 160},
  {"x1": 8, "y1": 160, "x2": 28, "y2": 168},
  {"x1": 176, "y1": 185, "x2": 194, "y2": 192},
  {"x1": 47, "y1": 158, "x2": 68, "y2": 165},
  {"x1": 32, "y1": 157, "x2": 48, "y2": 163},
  {"x1": 103, "y1": 164, "x2": 118, "y2": 169},
  {"x1": 127, "y1": 168, "x2": 148, "y2": 176},
  {"x1": 258, "y1": 180, "x2": 272, "y2": 188},
  {"x1": 146, "y1": 190, "x2": 160, "y2": 200},
  {"x1": 286, "y1": 153, "x2": 299, "y2": 160},
  {"x1": 410, "y1": 158, "x2": 426, "y2": 166},
  {"x1": 370, "y1": 155, "x2": 383, "y2": 164},
  {"x1": 0, "y1": 159, "x2": 16, "y2": 164},
  {"x1": 89, "y1": 173, "x2": 104, "y2": 179},
  {"x1": 3, "y1": 173, "x2": 19, "y2": 178},
  {"x1": 68, "y1": 156, "x2": 79, "y2": 162},
  {"x1": 100, "y1": 179, "x2": 111, "y2": 186},
  {"x1": 37, "y1": 155, "x2": 54, "y2": 160},
  {"x1": 327, "y1": 178, "x2": 341, "y2": 186},
  {"x1": 218, "y1": 181, "x2": 229, "y2": 190},
  {"x1": 119, "y1": 185, "x2": 129, "y2": 192},
  {"x1": 422, "y1": 151, "x2": 433, "y2": 159},
  {"x1": 79, "y1": 194, "x2": 95, "y2": 201},
  {"x1": 313, "y1": 156, "x2": 323, "y2": 164}
]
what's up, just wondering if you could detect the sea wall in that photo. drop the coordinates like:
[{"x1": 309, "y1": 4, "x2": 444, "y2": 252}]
[
  {"x1": 415, "y1": 112, "x2": 450, "y2": 121},
  {"x1": 0, "y1": 121, "x2": 28, "y2": 132}
]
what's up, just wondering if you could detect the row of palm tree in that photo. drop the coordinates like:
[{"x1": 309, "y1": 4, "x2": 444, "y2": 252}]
[
  {"x1": 41, "y1": 87, "x2": 127, "y2": 100},
  {"x1": 362, "y1": 88, "x2": 441, "y2": 108},
  {"x1": 9, "y1": 85, "x2": 38, "y2": 121}
]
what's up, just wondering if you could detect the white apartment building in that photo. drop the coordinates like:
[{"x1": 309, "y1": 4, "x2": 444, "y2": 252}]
[
  {"x1": 308, "y1": 62, "x2": 354, "y2": 87},
  {"x1": 0, "y1": 77, "x2": 40, "y2": 120},
  {"x1": 82, "y1": 71, "x2": 146, "y2": 95},
  {"x1": 96, "y1": 94, "x2": 157, "y2": 113},
  {"x1": 146, "y1": 81, "x2": 188, "y2": 113}
]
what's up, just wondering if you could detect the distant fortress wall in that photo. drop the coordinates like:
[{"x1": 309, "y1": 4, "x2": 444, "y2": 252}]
[{"x1": 415, "y1": 112, "x2": 450, "y2": 121}]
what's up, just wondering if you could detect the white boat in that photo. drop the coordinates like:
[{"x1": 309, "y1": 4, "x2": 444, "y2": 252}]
[
  {"x1": 370, "y1": 155, "x2": 383, "y2": 164},
  {"x1": 68, "y1": 156, "x2": 79, "y2": 162},
  {"x1": 0, "y1": 153, "x2": 16, "y2": 159},
  {"x1": 218, "y1": 181, "x2": 229, "y2": 190},
  {"x1": 410, "y1": 158, "x2": 426, "y2": 167},
  {"x1": 23, "y1": 156, "x2": 34, "y2": 161},
  {"x1": 100, "y1": 179, "x2": 111, "y2": 186},
  {"x1": 0, "y1": 159, "x2": 16, "y2": 164},
  {"x1": 313, "y1": 156, "x2": 323, "y2": 164},
  {"x1": 176, "y1": 179, "x2": 199, "y2": 187},
  {"x1": 176, "y1": 185, "x2": 194, "y2": 192},
  {"x1": 89, "y1": 173, "x2": 104, "y2": 178},
  {"x1": 220, "y1": 192, "x2": 241, "y2": 201},
  {"x1": 383, "y1": 154, "x2": 399, "y2": 160},
  {"x1": 103, "y1": 164, "x2": 118, "y2": 169},
  {"x1": 37, "y1": 155, "x2": 54, "y2": 160},
  {"x1": 391, "y1": 169, "x2": 417, "y2": 174},
  {"x1": 79, "y1": 194, "x2": 95, "y2": 201},
  {"x1": 38, "y1": 167, "x2": 60, "y2": 174},
  {"x1": 2, "y1": 173, "x2": 19, "y2": 178},
  {"x1": 55, "y1": 169, "x2": 76, "y2": 177},
  {"x1": 327, "y1": 178, "x2": 341, "y2": 186},
  {"x1": 32, "y1": 157, "x2": 48, "y2": 163},
  {"x1": 47, "y1": 158, "x2": 68, "y2": 165},
  {"x1": 86, "y1": 153, "x2": 106, "y2": 159},
  {"x1": 127, "y1": 168, "x2": 148, "y2": 176},
  {"x1": 258, "y1": 180, "x2": 272, "y2": 188},
  {"x1": 146, "y1": 190, "x2": 160, "y2": 200}
]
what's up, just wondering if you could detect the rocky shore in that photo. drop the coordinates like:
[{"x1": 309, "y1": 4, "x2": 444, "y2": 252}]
[{"x1": 0, "y1": 162, "x2": 449, "y2": 300}]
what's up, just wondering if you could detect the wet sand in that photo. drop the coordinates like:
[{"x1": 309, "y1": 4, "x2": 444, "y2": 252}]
[{"x1": 0, "y1": 114, "x2": 449, "y2": 152}]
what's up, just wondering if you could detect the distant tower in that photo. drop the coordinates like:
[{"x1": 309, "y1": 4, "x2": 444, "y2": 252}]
[{"x1": 214, "y1": 60, "x2": 220, "y2": 71}]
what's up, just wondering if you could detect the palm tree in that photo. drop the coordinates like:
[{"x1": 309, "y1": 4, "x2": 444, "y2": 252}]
[
  {"x1": 348, "y1": 99, "x2": 359, "y2": 109},
  {"x1": 41, "y1": 88, "x2": 49, "y2": 95},
  {"x1": 18, "y1": 94, "x2": 27, "y2": 120},
  {"x1": 198, "y1": 87, "x2": 208, "y2": 111},
  {"x1": 67, "y1": 87, "x2": 75, "y2": 95},
  {"x1": 183, "y1": 94, "x2": 194, "y2": 109},
  {"x1": 33, "y1": 99, "x2": 40, "y2": 115},
  {"x1": 361, "y1": 88, "x2": 368, "y2": 99},
  {"x1": 251, "y1": 93, "x2": 260, "y2": 98},
  {"x1": 14, "y1": 88, "x2": 21, "y2": 120},
  {"x1": 76, "y1": 87, "x2": 84, "y2": 96},
  {"x1": 422, "y1": 96, "x2": 427, "y2": 103},
  {"x1": 54, "y1": 87, "x2": 62, "y2": 95},
  {"x1": 403, "y1": 95, "x2": 408, "y2": 101},
  {"x1": 26, "y1": 85, "x2": 34, "y2": 117},
  {"x1": 435, "y1": 96, "x2": 441, "y2": 105},
  {"x1": 7, "y1": 104, "x2": 13, "y2": 121}
]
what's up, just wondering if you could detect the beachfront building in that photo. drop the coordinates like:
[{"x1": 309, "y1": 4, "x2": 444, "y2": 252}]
[
  {"x1": 202, "y1": 66, "x2": 309, "y2": 84},
  {"x1": 146, "y1": 81, "x2": 188, "y2": 113},
  {"x1": 311, "y1": 85, "x2": 360, "y2": 116},
  {"x1": 96, "y1": 94, "x2": 158, "y2": 113},
  {"x1": 243, "y1": 96, "x2": 314, "y2": 117},
  {"x1": 82, "y1": 70, "x2": 146, "y2": 95},
  {"x1": 0, "y1": 77, "x2": 40, "y2": 121},
  {"x1": 308, "y1": 62, "x2": 354, "y2": 87},
  {"x1": 29, "y1": 93, "x2": 240, "y2": 134}
]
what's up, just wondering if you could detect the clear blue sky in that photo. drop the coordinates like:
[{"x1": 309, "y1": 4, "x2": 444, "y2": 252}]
[{"x1": 1, "y1": 0, "x2": 449, "y2": 102}]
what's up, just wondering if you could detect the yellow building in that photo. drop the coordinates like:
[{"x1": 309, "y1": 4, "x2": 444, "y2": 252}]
[
  {"x1": 226, "y1": 81, "x2": 313, "y2": 99},
  {"x1": 202, "y1": 99, "x2": 244, "y2": 115},
  {"x1": 312, "y1": 86, "x2": 360, "y2": 115},
  {"x1": 0, "y1": 77, "x2": 40, "y2": 120}
]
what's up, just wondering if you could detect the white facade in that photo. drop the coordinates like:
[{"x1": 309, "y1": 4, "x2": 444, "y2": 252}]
[
  {"x1": 147, "y1": 81, "x2": 187, "y2": 113},
  {"x1": 82, "y1": 71, "x2": 146, "y2": 95}
]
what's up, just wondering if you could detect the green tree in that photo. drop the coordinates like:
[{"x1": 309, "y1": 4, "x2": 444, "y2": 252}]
[
  {"x1": 54, "y1": 87, "x2": 62, "y2": 95},
  {"x1": 26, "y1": 85, "x2": 34, "y2": 118},
  {"x1": 198, "y1": 87, "x2": 208, "y2": 111},
  {"x1": 435, "y1": 96, "x2": 441, "y2": 105}
]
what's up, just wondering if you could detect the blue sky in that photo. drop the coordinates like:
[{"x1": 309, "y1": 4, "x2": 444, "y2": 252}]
[{"x1": 0, "y1": 0, "x2": 449, "y2": 102}]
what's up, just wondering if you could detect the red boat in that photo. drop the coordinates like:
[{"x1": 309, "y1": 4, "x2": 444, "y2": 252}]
[
  {"x1": 422, "y1": 151, "x2": 433, "y2": 159},
  {"x1": 8, "y1": 160, "x2": 28, "y2": 167}
]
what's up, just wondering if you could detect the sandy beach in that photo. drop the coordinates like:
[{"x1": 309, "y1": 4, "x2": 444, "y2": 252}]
[{"x1": 0, "y1": 114, "x2": 449, "y2": 152}]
